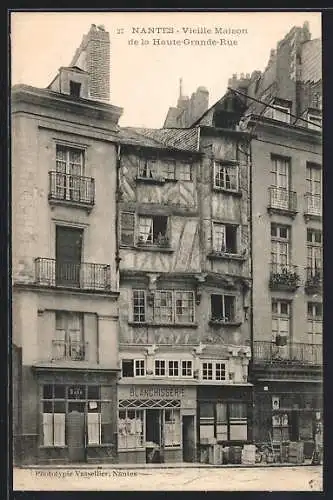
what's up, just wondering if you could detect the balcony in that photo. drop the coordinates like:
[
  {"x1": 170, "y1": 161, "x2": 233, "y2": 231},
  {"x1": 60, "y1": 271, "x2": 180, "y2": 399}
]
[
  {"x1": 268, "y1": 187, "x2": 297, "y2": 217},
  {"x1": 52, "y1": 340, "x2": 88, "y2": 361},
  {"x1": 304, "y1": 193, "x2": 322, "y2": 219},
  {"x1": 48, "y1": 171, "x2": 95, "y2": 210},
  {"x1": 305, "y1": 267, "x2": 323, "y2": 294},
  {"x1": 269, "y1": 263, "x2": 300, "y2": 291},
  {"x1": 35, "y1": 258, "x2": 111, "y2": 292},
  {"x1": 253, "y1": 341, "x2": 322, "y2": 366}
]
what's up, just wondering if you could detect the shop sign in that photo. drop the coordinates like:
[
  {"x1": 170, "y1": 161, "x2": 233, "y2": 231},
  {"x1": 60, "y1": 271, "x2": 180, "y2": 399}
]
[{"x1": 122, "y1": 385, "x2": 185, "y2": 399}]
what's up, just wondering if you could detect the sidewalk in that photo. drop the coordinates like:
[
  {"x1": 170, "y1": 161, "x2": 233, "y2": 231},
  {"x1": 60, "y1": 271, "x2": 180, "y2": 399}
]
[{"x1": 19, "y1": 460, "x2": 320, "y2": 470}]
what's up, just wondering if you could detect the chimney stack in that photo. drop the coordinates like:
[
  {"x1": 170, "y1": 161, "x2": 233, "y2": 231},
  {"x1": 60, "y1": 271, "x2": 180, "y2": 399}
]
[{"x1": 70, "y1": 24, "x2": 110, "y2": 102}]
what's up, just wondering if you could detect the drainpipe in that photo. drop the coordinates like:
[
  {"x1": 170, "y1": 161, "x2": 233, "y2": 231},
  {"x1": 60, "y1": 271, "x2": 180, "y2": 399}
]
[
  {"x1": 248, "y1": 137, "x2": 254, "y2": 443},
  {"x1": 115, "y1": 144, "x2": 122, "y2": 289}
]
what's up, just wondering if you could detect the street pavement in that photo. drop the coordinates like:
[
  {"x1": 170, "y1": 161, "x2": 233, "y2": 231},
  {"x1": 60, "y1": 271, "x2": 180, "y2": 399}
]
[{"x1": 13, "y1": 465, "x2": 323, "y2": 491}]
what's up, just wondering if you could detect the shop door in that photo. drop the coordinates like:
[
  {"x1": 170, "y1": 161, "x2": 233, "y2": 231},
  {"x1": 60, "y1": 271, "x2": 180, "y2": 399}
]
[
  {"x1": 56, "y1": 226, "x2": 83, "y2": 287},
  {"x1": 182, "y1": 415, "x2": 195, "y2": 462},
  {"x1": 67, "y1": 410, "x2": 86, "y2": 462},
  {"x1": 146, "y1": 410, "x2": 163, "y2": 463}
]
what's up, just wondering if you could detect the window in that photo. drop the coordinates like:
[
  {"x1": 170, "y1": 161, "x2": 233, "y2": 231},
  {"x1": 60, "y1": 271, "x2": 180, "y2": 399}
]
[
  {"x1": 272, "y1": 300, "x2": 291, "y2": 343},
  {"x1": 178, "y1": 162, "x2": 192, "y2": 181},
  {"x1": 307, "y1": 229, "x2": 322, "y2": 274},
  {"x1": 201, "y1": 361, "x2": 227, "y2": 381},
  {"x1": 307, "y1": 302, "x2": 322, "y2": 335},
  {"x1": 41, "y1": 384, "x2": 113, "y2": 447},
  {"x1": 199, "y1": 402, "x2": 248, "y2": 442},
  {"x1": 120, "y1": 212, "x2": 135, "y2": 246},
  {"x1": 265, "y1": 100, "x2": 291, "y2": 124},
  {"x1": 270, "y1": 156, "x2": 291, "y2": 210},
  {"x1": 161, "y1": 160, "x2": 176, "y2": 180},
  {"x1": 212, "y1": 223, "x2": 238, "y2": 253},
  {"x1": 54, "y1": 312, "x2": 84, "y2": 361},
  {"x1": 121, "y1": 359, "x2": 146, "y2": 378},
  {"x1": 164, "y1": 409, "x2": 181, "y2": 446},
  {"x1": 153, "y1": 290, "x2": 195, "y2": 324},
  {"x1": 214, "y1": 162, "x2": 239, "y2": 191},
  {"x1": 306, "y1": 163, "x2": 322, "y2": 197},
  {"x1": 307, "y1": 113, "x2": 322, "y2": 131},
  {"x1": 155, "y1": 360, "x2": 166, "y2": 376},
  {"x1": 271, "y1": 223, "x2": 290, "y2": 272},
  {"x1": 132, "y1": 290, "x2": 146, "y2": 323},
  {"x1": 181, "y1": 360, "x2": 193, "y2": 377},
  {"x1": 69, "y1": 80, "x2": 81, "y2": 97},
  {"x1": 138, "y1": 158, "x2": 158, "y2": 179},
  {"x1": 118, "y1": 409, "x2": 144, "y2": 450},
  {"x1": 211, "y1": 294, "x2": 236, "y2": 322},
  {"x1": 138, "y1": 215, "x2": 169, "y2": 246},
  {"x1": 168, "y1": 360, "x2": 179, "y2": 377},
  {"x1": 55, "y1": 145, "x2": 85, "y2": 201}
]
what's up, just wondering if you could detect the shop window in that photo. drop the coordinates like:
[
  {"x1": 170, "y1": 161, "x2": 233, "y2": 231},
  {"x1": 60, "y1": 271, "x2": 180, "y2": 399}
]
[
  {"x1": 164, "y1": 409, "x2": 181, "y2": 446},
  {"x1": 118, "y1": 409, "x2": 144, "y2": 449},
  {"x1": 155, "y1": 359, "x2": 166, "y2": 376},
  {"x1": 214, "y1": 161, "x2": 239, "y2": 191},
  {"x1": 272, "y1": 412, "x2": 289, "y2": 441},
  {"x1": 41, "y1": 384, "x2": 113, "y2": 447},
  {"x1": 199, "y1": 403, "x2": 215, "y2": 439},
  {"x1": 132, "y1": 290, "x2": 146, "y2": 323},
  {"x1": 212, "y1": 223, "x2": 238, "y2": 254},
  {"x1": 199, "y1": 401, "x2": 248, "y2": 443},
  {"x1": 121, "y1": 359, "x2": 145, "y2": 378},
  {"x1": 216, "y1": 403, "x2": 228, "y2": 441},
  {"x1": 229, "y1": 403, "x2": 248, "y2": 440},
  {"x1": 211, "y1": 294, "x2": 235, "y2": 322}
]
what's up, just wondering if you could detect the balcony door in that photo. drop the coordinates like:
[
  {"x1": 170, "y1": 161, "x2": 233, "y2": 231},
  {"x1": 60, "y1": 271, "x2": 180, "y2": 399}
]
[
  {"x1": 271, "y1": 156, "x2": 290, "y2": 209},
  {"x1": 56, "y1": 145, "x2": 84, "y2": 202},
  {"x1": 56, "y1": 226, "x2": 83, "y2": 287}
]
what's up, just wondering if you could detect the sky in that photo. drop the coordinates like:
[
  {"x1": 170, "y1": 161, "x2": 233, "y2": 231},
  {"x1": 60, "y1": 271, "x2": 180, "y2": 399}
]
[{"x1": 10, "y1": 11, "x2": 321, "y2": 128}]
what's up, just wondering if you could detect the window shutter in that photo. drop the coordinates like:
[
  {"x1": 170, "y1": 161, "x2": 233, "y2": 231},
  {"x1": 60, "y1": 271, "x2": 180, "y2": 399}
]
[{"x1": 120, "y1": 212, "x2": 135, "y2": 246}]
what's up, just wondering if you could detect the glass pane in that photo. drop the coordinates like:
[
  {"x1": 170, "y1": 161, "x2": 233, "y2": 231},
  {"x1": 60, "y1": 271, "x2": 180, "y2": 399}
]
[
  {"x1": 88, "y1": 385, "x2": 100, "y2": 400},
  {"x1": 54, "y1": 414, "x2": 66, "y2": 446},
  {"x1": 200, "y1": 425, "x2": 214, "y2": 439},
  {"x1": 200, "y1": 403, "x2": 214, "y2": 418},
  {"x1": 216, "y1": 424, "x2": 228, "y2": 441},
  {"x1": 216, "y1": 403, "x2": 227, "y2": 423},
  {"x1": 230, "y1": 424, "x2": 248, "y2": 440},
  {"x1": 43, "y1": 413, "x2": 53, "y2": 446},
  {"x1": 43, "y1": 384, "x2": 53, "y2": 399},
  {"x1": 54, "y1": 385, "x2": 66, "y2": 399},
  {"x1": 88, "y1": 413, "x2": 101, "y2": 445},
  {"x1": 68, "y1": 385, "x2": 85, "y2": 399}
]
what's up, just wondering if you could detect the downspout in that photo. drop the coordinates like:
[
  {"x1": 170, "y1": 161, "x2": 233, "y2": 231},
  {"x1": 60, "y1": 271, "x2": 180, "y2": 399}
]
[
  {"x1": 115, "y1": 143, "x2": 122, "y2": 286},
  {"x1": 248, "y1": 137, "x2": 254, "y2": 444}
]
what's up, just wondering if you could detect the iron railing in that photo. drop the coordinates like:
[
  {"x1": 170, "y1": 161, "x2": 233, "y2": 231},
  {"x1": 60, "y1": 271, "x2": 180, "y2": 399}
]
[
  {"x1": 304, "y1": 193, "x2": 322, "y2": 217},
  {"x1": 268, "y1": 187, "x2": 297, "y2": 212},
  {"x1": 35, "y1": 258, "x2": 111, "y2": 291},
  {"x1": 253, "y1": 341, "x2": 322, "y2": 365},
  {"x1": 269, "y1": 263, "x2": 300, "y2": 290},
  {"x1": 49, "y1": 171, "x2": 95, "y2": 206},
  {"x1": 305, "y1": 267, "x2": 323, "y2": 291},
  {"x1": 52, "y1": 340, "x2": 88, "y2": 361}
]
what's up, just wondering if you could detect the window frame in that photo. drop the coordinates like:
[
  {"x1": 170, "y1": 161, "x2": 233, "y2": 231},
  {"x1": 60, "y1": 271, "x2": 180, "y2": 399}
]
[
  {"x1": 210, "y1": 294, "x2": 236, "y2": 323},
  {"x1": 132, "y1": 289, "x2": 147, "y2": 324},
  {"x1": 212, "y1": 221, "x2": 239, "y2": 254},
  {"x1": 201, "y1": 360, "x2": 228, "y2": 381},
  {"x1": 272, "y1": 299, "x2": 291, "y2": 342},
  {"x1": 121, "y1": 358, "x2": 146, "y2": 378},
  {"x1": 199, "y1": 401, "x2": 248, "y2": 442},
  {"x1": 307, "y1": 302, "x2": 323, "y2": 336},
  {"x1": 213, "y1": 161, "x2": 239, "y2": 192},
  {"x1": 153, "y1": 290, "x2": 195, "y2": 325}
]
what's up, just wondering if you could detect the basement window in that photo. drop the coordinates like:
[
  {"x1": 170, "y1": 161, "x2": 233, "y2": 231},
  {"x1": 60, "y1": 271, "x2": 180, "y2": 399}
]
[{"x1": 70, "y1": 81, "x2": 81, "y2": 97}]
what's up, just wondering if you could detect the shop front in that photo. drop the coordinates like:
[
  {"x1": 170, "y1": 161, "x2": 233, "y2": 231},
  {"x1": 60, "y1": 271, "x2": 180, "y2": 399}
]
[
  {"x1": 197, "y1": 385, "x2": 253, "y2": 463},
  {"x1": 117, "y1": 384, "x2": 197, "y2": 464},
  {"x1": 253, "y1": 381, "x2": 323, "y2": 459},
  {"x1": 33, "y1": 368, "x2": 118, "y2": 464}
]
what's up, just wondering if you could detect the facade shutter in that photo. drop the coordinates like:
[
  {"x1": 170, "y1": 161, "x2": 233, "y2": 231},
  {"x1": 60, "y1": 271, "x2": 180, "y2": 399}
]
[{"x1": 120, "y1": 212, "x2": 135, "y2": 246}]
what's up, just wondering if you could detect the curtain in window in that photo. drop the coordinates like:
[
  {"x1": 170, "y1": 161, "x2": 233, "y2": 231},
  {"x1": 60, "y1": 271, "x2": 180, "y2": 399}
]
[
  {"x1": 43, "y1": 413, "x2": 53, "y2": 446},
  {"x1": 139, "y1": 217, "x2": 153, "y2": 243},
  {"x1": 88, "y1": 412, "x2": 101, "y2": 445},
  {"x1": 53, "y1": 413, "x2": 66, "y2": 446},
  {"x1": 164, "y1": 410, "x2": 181, "y2": 446},
  {"x1": 213, "y1": 224, "x2": 226, "y2": 252}
]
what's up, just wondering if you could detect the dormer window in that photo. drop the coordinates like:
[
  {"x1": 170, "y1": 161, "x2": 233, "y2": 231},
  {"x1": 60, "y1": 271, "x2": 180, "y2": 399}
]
[
  {"x1": 307, "y1": 112, "x2": 322, "y2": 131},
  {"x1": 70, "y1": 81, "x2": 81, "y2": 97},
  {"x1": 265, "y1": 99, "x2": 291, "y2": 124}
]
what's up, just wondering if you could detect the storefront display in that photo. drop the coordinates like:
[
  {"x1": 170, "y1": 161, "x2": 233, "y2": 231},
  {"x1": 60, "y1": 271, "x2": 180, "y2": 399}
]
[{"x1": 117, "y1": 384, "x2": 196, "y2": 464}]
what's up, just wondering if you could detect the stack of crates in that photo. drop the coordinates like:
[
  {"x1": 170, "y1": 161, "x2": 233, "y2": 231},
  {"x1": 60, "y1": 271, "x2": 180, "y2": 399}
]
[
  {"x1": 241, "y1": 445, "x2": 256, "y2": 465},
  {"x1": 288, "y1": 442, "x2": 304, "y2": 464}
]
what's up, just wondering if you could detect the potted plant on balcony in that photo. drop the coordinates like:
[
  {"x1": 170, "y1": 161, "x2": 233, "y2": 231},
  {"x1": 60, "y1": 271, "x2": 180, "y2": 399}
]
[
  {"x1": 275, "y1": 335, "x2": 287, "y2": 347},
  {"x1": 156, "y1": 233, "x2": 170, "y2": 248}
]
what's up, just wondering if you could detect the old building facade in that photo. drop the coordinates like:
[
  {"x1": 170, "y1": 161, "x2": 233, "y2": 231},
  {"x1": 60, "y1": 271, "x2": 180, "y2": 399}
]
[{"x1": 12, "y1": 26, "x2": 123, "y2": 465}]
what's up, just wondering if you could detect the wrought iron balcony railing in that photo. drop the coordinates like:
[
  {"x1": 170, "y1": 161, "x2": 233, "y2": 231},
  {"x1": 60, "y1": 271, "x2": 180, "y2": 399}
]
[
  {"x1": 269, "y1": 263, "x2": 300, "y2": 291},
  {"x1": 305, "y1": 267, "x2": 323, "y2": 293},
  {"x1": 52, "y1": 340, "x2": 89, "y2": 361},
  {"x1": 253, "y1": 341, "x2": 322, "y2": 366},
  {"x1": 35, "y1": 258, "x2": 111, "y2": 292},
  {"x1": 268, "y1": 187, "x2": 297, "y2": 213},
  {"x1": 48, "y1": 171, "x2": 95, "y2": 207},
  {"x1": 304, "y1": 193, "x2": 322, "y2": 217}
]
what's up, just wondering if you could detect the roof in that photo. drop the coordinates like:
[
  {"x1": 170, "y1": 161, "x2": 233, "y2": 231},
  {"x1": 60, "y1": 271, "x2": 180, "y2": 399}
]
[{"x1": 119, "y1": 126, "x2": 200, "y2": 153}]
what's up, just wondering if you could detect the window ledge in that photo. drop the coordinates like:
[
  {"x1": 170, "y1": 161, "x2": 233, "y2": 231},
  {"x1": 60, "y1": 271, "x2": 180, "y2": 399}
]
[
  {"x1": 212, "y1": 187, "x2": 242, "y2": 197},
  {"x1": 39, "y1": 445, "x2": 68, "y2": 449},
  {"x1": 129, "y1": 321, "x2": 198, "y2": 328},
  {"x1": 136, "y1": 176, "x2": 165, "y2": 185},
  {"x1": 48, "y1": 197, "x2": 94, "y2": 213},
  {"x1": 209, "y1": 320, "x2": 242, "y2": 327},
  {"x1": 135, "y1": 244, "x2": 174, "y2": 253},
  {"x1": 207, "y1": 252, "x2": 247, "y2": 261},
  {"x1": 267, "y1": 206, "x2": 297, "y2": 218}
]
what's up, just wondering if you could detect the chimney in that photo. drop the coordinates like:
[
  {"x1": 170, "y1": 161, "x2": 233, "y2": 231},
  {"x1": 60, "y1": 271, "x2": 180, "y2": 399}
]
[{"x1": 70, "y1": 24, "x2": 110, "y2": 102}]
